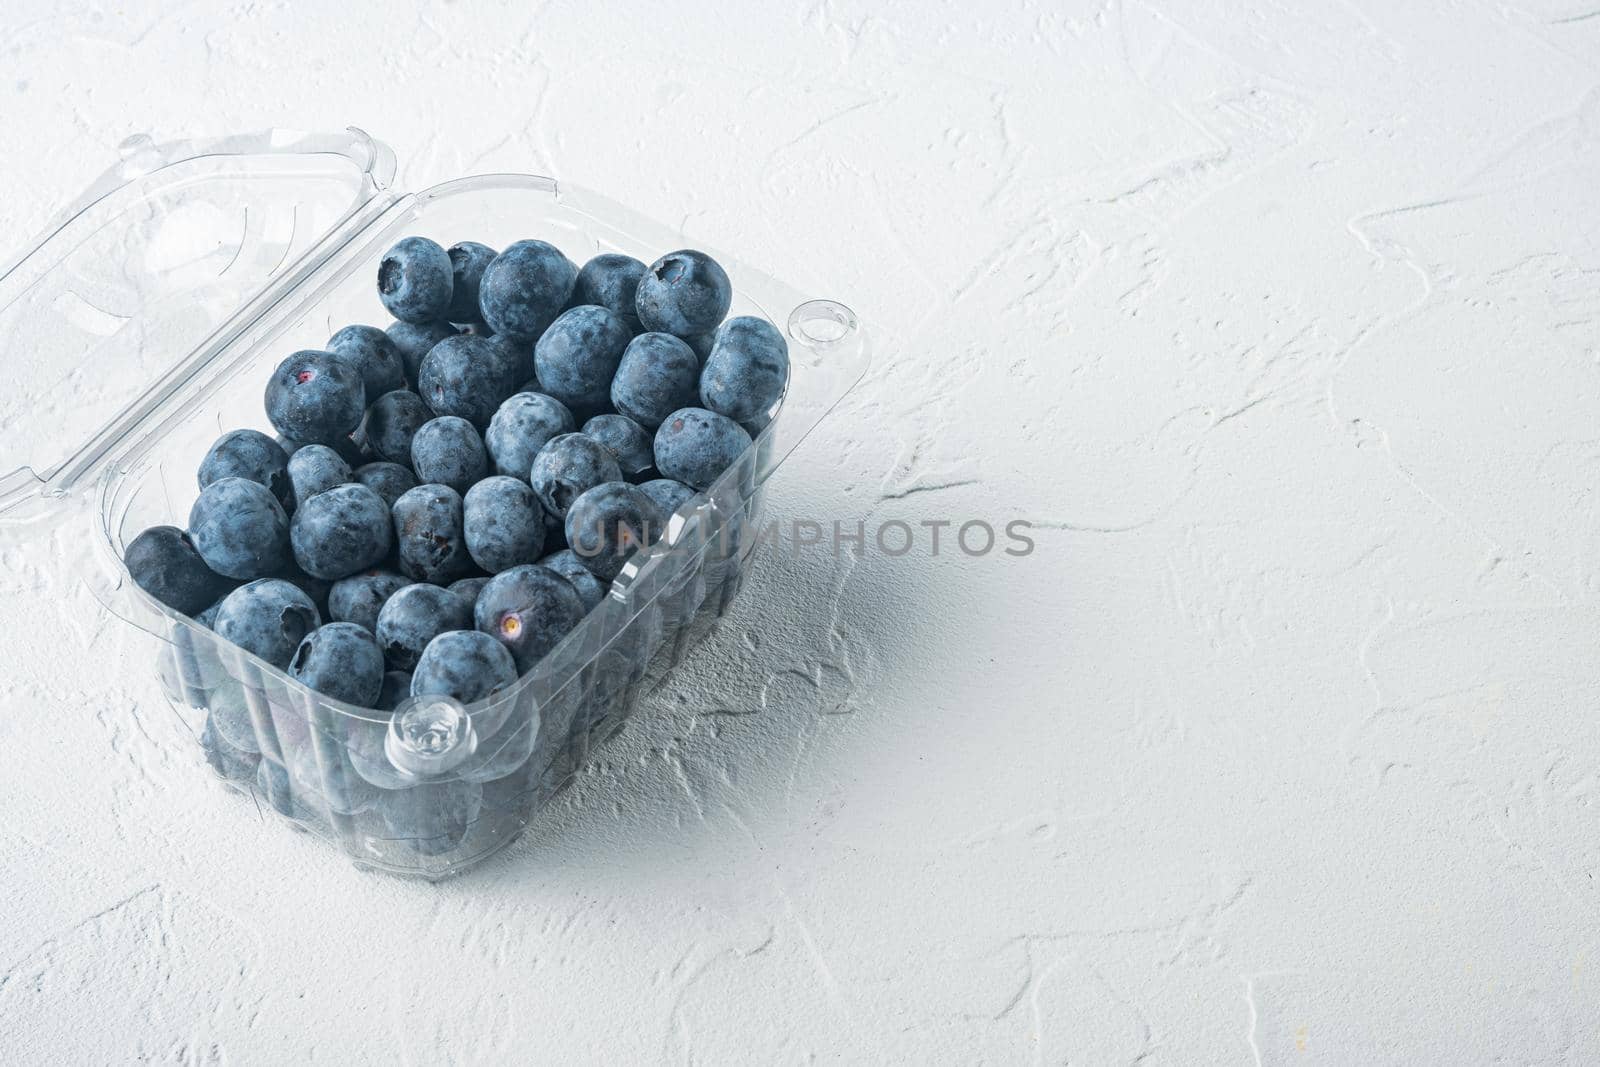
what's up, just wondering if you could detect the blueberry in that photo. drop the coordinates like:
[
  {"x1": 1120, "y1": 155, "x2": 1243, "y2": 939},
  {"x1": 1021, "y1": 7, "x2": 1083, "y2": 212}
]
[
  {"x1": 378, "y1": 236, "x2": 453, "y2": 324},
  {"x1": 125, "y1": 525, "x2": 234, "y2": 616},
  {"x1": 264, "y1": 350, "x2": 366, "y2": 447},
  {"x1": 478, "y1": 239, "x2": 578, "y2": 342},
  {"x1": 386, "y1": 320, "x2": 459, "y2": 387},
  {"x1": 635, "y1": 249, "x2": 731, "y2": 337},
  {"x1": 528, "y1": 432, "x2": 621, "y2": 519},
  {"x1": 463, "y1": 476, "x2": 545, "y2": 572},
  {"x1": 289, "y1": 483, "x2": 393, "y2": 580},
  {"x1": 653, "y1": 407, "x2": 752, "y2": 490},
  {"x1": 533, "y1": 305, "x2": 632, "y2": 412},
  {"x1": 328, "y1": 569, "x2": 409, "y2": 633},
  {"x1": 564, "y1": 482, "x2": 664, "y2": 582},
  {"x1": 189, "y1": 477, "x2": 291, "y2": 580},
  {"x1": 418, "y1": 334, "x2": 512, "y2": 428},
  {"x1": 201, "y1": 714, "x2": 259, "y2": 781},
  {"x1": 473, "y1": 565, "x2": 585, "y2": 671},
  {"x1": 375, "y1": 583, "x2": 473, "y2": 672},
  {"x1": 445, "y1": 241, "x2": 497, "y2": 324},
  {"x1": 364, "y1": 389, "x2": 431, "y2": 465},
  {"x1": 410, "y1": 416, "x2": 487, "y2": 494},
  {"x1": 377, "y1": 670, "x2": 413, "y2": 712},
  {"x1": 538, "y1": 548, "x2": 606, "y2": 611},
  {"x1": 285, "y1": 444, "x2": 352, "y2": 509},
  {"x1": 447, "y1": 576, "x2": 491, "y2": 608},
  {"x1": 700, "y1": 315, "x2": 789, "y2": 424},
  {"x1": 353, "y1": 461, "x2": 418, "y2": 508},
  {"x1": 571, "y1": 253, "x2": 646, "y2": 330},
  {"x1": 198, "y1": 429, "x2": 292, "y2": 511},
  {"x1": 636, "y1": 477, "x2": 696, "y2": 519},
  {"x1": 379, "y1": 778, "x2": 482, "y2": 856},
  {"x1": 391, "y1": 483, "x2": 475, "y2": 584},
  {"x1": 327, "y1": 324, "x2": 406, "y2": 398},
  {"x1": 411, "y1": 629, "x2": 518, "y2": 702},
  {"x1": 610, "y1": 332, "x2": 700, "y2": 428},
  {"x1": 214, "y1": 578, "x2": 321, "y2": 668},
  {"x1": 582, "y1": 413, "x2": 655, "y2": 480},
  {"x1": 288, "y1": 622, "x2": 385, "y2": 706},
  {"x1": 484, "y1": 391, "x2": 574, "y2": 478}
]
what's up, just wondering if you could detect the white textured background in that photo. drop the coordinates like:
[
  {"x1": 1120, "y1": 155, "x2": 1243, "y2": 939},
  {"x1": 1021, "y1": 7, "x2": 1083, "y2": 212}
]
[{"x1": 2, "y1": 2, "x2": 1598, "y2": 1063}]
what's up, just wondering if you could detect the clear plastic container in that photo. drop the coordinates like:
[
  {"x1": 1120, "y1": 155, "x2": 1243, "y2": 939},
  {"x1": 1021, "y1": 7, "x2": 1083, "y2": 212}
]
[{"x1": 0, "y1": 128, "x2": 870, "y2": 878}]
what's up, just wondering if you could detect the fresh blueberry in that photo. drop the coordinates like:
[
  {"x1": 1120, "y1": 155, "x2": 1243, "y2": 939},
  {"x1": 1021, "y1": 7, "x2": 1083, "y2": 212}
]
[
  {"x1": 285, "y1": 444, "x2": 353, "y2": 508},
  {"x1": 264, "y1": 350, "x2": 366, "y2": 447},
  {"x1": 582, "y1": 413, "x2": 655, "y2": 480},
  {"x1": 700, "y1": 315, "x2": 789, "y2": 424},
  {"x1": 290, "y1": 483, "x2": 393, "y2": 580},
  {"x1": 635, "y1": 249, "x2": 731, "y2": 337},
  {"x1": 327, "y1": 324, "x2": 406, "y2": 398},
  {"x1": 364, "y1": 389, "x2": 431, "y2": 465},
  {"x1": 379, "y1": 778, "x2": 482, "y2": 856},
  {"x1": 484, "y1": 391, "x2": 574, "y2": 478},
  {"x1": 610, "y1": 332, "x2": 700, "y2": 428},
  {"x1": 198, "y1": 429, "x2": 292, "y2": 511},
  {"x1": 213, "y1": 578, "x2": 321, "y2": 668},
  {"x1": 418, "y1": 334, "x2": 511, "y2": 427},
  {"x1": 446, "y1": 241, "x2": 497, "y2": 324},
  {"x1": 126, "y1": 525, "x2": 234, "y2": 616},
  {"x1": 564, "y1": 482, "x2": 664, "y2": 582},
  {"x1": 538, "y1": 548, "x2": 606, "y2": 611},
  {"x1": 353, "y1": 461, "x2": 418, "y2": 508},
  {"x1": 478, "y1": 239, "x2": 578, "y2": 342},
  {"x1": 410, "y1": 416, "x2": 487, "y2": 494},
  {"x1": 288, "y1": 622, "x2": 385, "y2": 706},
  {"x1": 386, "y1": 320, "x2": 458, "y2": 387},
  {"x1": 328, "y1": 569, "x2": 409, "y2": 633},
  {"x1": 528, "y1": 432, "x2": 621, "y2": 519},
  {"x1": 376, "y1": 583, "x2": 474, "y2": 672},
  {"x1": 201, "y1": 714, "x2": 259, "y2": 781},
  {"x1": 377, "y1": 670, "x2": 413, "y2": 712},
  {"x1": 473, "y1": 565, "x2": 585, "y2": 671},
  {"x1": 463, "y1": 476, "x2": 545, "y2": 572},
  {"x1": 571, "y1": 253, "x2": 646, "y2": 330},
  {"x1": 189, "y1": 477, "x2": 291, "y2": 580},
  {"x1": 411, "y1": 629, "x2": 519, "y2": 702},
  {"x1": 378, "y1": 236, "x2": 453, "y2": 324},
  {"x1": 447, "y1": 576, "x2": 491, "y2": 608},
  {"x1": 533, "y1": 305, "x2": 632, "y2": 412},
  {"x1": 636, "y1": 477, "x2": 696, "y2": 519},
  {"x1": 653, "y1": 407, "x2": 752, "y2": 490},
  {"x1": 391, "y1": 483, "x2": 475, "y2": 584}
]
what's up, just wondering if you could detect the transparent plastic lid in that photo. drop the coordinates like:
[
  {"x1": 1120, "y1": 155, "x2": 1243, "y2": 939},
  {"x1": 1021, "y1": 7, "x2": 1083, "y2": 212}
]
[{"x1": 0, "y1": 128, "x2": 395, "y2": 516}]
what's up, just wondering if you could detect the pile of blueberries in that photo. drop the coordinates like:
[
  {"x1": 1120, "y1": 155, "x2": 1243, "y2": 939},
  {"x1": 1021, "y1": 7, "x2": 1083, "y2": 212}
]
[{"x1": 127, "y1": 235, "x2": 787, "y2": 732}]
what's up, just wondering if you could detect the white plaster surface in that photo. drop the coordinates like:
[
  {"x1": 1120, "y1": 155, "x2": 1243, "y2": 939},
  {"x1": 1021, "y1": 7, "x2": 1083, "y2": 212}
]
[{"x1": 2, "y1": 1, "x2": 1599, "y2": 1062}]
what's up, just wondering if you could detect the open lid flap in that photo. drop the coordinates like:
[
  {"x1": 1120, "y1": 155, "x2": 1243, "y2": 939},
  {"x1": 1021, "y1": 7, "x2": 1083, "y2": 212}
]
[{"x1": 0, "y1": 128, "x2": 395, "y2": 518}]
